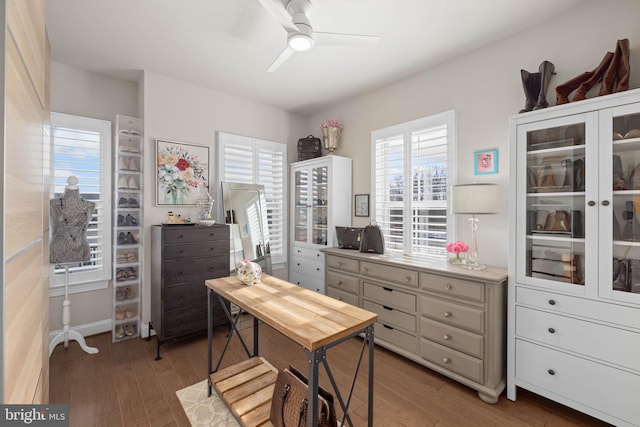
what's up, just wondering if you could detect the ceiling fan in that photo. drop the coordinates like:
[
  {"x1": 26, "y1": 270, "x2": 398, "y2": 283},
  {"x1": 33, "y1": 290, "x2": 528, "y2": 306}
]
[{"x1": 256, "y1": 0, "x2": 379, "y2": 72}]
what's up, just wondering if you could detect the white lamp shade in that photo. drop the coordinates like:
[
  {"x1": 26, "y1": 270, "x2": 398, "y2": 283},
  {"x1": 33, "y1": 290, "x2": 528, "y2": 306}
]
[{"x1": 451, "y1": 183, "x2": 499, "y2": 214}]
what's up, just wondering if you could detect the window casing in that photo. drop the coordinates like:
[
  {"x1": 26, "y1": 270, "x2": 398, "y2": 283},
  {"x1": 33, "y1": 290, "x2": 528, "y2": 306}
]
[
  {"x1": 371, "y1": 110, "x2": 456, "y2": 258},
  {"x1": 50, "y1": 112, "x2": 112, "y2": 295},
  {"x1": 217, "y1": 132, "x2": 287, "y2": 266}
]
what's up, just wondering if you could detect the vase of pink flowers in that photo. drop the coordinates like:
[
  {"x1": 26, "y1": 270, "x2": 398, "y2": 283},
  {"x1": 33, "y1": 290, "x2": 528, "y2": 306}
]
[
  {"x1": 446, "y1": 241, "x2": 469, "y2": 265},
  {"x1": 321, "y1": 119, "x2": 342, "y2": 154}
]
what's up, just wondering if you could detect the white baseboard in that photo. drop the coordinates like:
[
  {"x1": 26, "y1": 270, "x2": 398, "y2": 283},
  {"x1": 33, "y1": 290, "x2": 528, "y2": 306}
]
[{"x1": 48, "y1": 319, "x2": 112, "y2": 349}]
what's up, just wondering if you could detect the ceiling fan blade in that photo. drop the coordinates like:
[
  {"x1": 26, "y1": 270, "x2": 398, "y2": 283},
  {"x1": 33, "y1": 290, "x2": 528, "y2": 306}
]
[
  {"x1": 267, "y1": 46, "x2": 296, "y2": 72},
  {"x1": 314, "y1": 31, "x2": 380, "y2": 46},
  {"x1": 256, "y1": 0, "x2": 299, "y2": 33}
]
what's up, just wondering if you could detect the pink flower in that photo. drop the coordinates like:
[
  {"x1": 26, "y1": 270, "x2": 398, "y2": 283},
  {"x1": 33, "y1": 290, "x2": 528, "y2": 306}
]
[
  {"x1": 446, "y1": 241, "x2": 469, "y2": 254},
  {"x1": 321, "y1": 119, "x2": 343, "y2": 129}
]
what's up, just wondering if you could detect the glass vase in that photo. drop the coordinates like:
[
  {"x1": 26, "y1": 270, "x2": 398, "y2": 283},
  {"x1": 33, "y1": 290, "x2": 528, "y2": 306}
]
[{"x1": 448, "y1": 252, "x2": 466, "y2": 265}]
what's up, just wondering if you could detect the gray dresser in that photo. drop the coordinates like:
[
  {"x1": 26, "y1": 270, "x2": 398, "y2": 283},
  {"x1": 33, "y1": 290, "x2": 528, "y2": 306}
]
[{"x1": 321, "y1": 247, "x2": 507, "y2": 403}]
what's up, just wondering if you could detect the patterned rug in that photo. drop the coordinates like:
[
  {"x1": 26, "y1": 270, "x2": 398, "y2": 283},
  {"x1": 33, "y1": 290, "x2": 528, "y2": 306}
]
[{"x1": 176, "y1": 380, "x2": 240, "y2": 427}]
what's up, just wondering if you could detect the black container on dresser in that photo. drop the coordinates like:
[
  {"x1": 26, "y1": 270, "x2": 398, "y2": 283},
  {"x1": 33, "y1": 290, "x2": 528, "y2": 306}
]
[{"x1": 151, "y1": 224, "x2": 230, "y2": 359}]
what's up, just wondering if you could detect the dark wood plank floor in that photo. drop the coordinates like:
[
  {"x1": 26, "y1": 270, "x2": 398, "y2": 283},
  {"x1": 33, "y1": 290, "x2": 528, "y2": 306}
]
[{"x1": 49, "y1": 323, "x2": 612, "y2": 427}]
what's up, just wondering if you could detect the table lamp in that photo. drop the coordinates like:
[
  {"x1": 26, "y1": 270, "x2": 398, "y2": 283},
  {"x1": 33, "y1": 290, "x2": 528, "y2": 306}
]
[{"x1": 451, "y1": 183, "x2": 499, "y2": 270}]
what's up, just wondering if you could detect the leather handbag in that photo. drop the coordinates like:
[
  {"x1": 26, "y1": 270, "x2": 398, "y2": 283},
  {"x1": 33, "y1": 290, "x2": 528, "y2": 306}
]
[
  {"x1": 543, "y1": 210, "x2": 571, "y2": 232},
  {"x1": 359, "y1": 222, "x2": 384, "y2": 254},
  {"x1": 297, "y1": 135, "x2": 322, "y2": 161},
  {"x1": 270, "y1": 366, "x2": 337, "y2": 427},
  {"x1": 613, "y1": 258, "x2": 630, "y2": 292},
  {"x1": 613, "y1": 155, "x2": 626, "y2": 190},
  {"x1": 335, "y1": 226, "x2": 362, "y2": 250}
]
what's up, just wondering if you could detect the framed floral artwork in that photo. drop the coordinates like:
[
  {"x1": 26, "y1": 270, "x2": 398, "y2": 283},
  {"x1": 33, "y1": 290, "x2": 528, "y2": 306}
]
[{"x1": 156, "y1": 139, "x2": 209, "y2": 205}]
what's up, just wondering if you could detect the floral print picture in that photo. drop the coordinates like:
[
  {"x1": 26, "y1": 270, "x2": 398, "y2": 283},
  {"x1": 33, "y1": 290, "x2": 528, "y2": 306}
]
[{"x1": 156, "y1": 139, "x2": 209, "y2": 205}]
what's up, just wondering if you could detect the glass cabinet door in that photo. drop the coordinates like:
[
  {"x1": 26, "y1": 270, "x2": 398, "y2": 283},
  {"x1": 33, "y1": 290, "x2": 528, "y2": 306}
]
[
  {"x1": 293, "y1": 169, "x2": 309, "y2": 243},
  {"x1": 311, "y1": 165, "x2": 328, "y2": 245},
  {"x1": 607, "y1": 106, "x2": 640, "y2": 303},
  {"x1": 518, "y1": 118, "x2": 592, "y2": 292}
]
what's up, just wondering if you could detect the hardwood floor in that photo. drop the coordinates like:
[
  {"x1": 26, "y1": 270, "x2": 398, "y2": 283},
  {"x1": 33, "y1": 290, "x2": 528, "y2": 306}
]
[{"x1": 49, "y1": 323, "x2": 611, "y2": 427}]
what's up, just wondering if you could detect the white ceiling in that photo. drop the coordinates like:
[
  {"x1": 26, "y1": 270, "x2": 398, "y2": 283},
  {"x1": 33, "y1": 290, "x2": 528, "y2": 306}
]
[{"x1": 45, "y1": 0, "x2": 586, "y2": 116}]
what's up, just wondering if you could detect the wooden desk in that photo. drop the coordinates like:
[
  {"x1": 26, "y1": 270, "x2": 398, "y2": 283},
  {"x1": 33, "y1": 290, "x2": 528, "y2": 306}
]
[{"x1": 206, "y1": 274, "x2": 377, "y2": 427}]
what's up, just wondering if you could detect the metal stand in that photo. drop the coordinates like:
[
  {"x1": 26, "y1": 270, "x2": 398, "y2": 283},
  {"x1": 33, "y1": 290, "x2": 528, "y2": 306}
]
[{"x1": 49, "y1": 266, "x2": 99, "y2": 357}]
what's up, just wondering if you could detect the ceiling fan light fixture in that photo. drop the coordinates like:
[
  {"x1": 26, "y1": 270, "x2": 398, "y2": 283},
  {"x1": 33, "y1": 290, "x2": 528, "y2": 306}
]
[{"x1": 288, "y1": 32, "x2": 313, "y2": 51}]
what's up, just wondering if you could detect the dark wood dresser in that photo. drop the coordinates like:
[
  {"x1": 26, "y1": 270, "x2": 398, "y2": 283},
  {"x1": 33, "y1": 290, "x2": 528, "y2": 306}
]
[{"x1": 151, "y1": 224, "x2": 230, "y2": 358}]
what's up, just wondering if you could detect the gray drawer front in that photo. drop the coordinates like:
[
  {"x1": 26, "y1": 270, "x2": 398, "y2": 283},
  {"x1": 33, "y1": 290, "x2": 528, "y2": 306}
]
[
  {"x1": 163, "y1": 281, "x2": 207, "y2": 312},
  {"x1": 421, "y1": 296, "x2": 484, "y2": 334},
  {"x1": 420, "y1": 316, "x2": 483, "y2": 359},
  {"x1": 326, "y1": 255, "x2": 359, "y2": 273},
  {"x1": 164, "y1": 226, "x2": 227, "y2": 244},
  {"x1": 163, "y1": 256, "x2": 228, "y2": 286},
  {"x1": 375, "y1": 322, "x2": 417, "y2": 353},
  {"x1": 420, "y1": 338, "x2": 483, "y2": 383},
  {"x1": 419, "y1": 272, "x2": 485, "y2": 302},
  {"x1": 363, "y1": 282, "x2": 416, "y2": 312},
  {"x1": 361, "y1": 261, "x2": 418, "y2": 288},
  {"x1": 327, "y1": 287, "x2": 358, "y2": 306},
  {"x1": 326, "y1": 271, "x2": 359, "y2": 295},
  {"x1": 163, "y1": 240, "x2": 228, "y2": 260},
  {"x1": 364, "y1": 300, "x2": 415, "y2": 333}
]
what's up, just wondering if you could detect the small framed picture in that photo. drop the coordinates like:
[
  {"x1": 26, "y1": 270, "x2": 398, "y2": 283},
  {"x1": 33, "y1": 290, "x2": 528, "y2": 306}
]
[
  {"x1": 474, "y1": 149, "x2": 498, "y2": 175},
  {"x1": 355, "y1": 194, "x2": 369, "y2": 217}
]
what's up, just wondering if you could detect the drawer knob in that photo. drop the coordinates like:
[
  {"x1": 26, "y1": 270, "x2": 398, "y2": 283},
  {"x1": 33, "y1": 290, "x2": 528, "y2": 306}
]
[
  {"x1": 316, "y1": 253, "x2": 320, "y2": 257},
  {"x1": 443, "y1": 334, "x2": 450, "y2": 340},
  {"x1": 363, "y1": 267, "x2": 369, "y2": 272},
  {"x1": 316, "y1": 267, "x2": 320, "y2": 271},
  {"x1": 547, "y1": 369, "x2": 555, "y2": 376},
  {"x1": 548, "y1": 299, "x2": 556, "y2": 306},
  {"x1": 297, "y1": 263, "x2": 301, "y2": 266},
  {"x1": 337, "y1": 280, "x2": 343, "y2": 285},
  {"x1": 444, "y1": 311, "x2": 451, "y2": 317},
  {"x1": 444, "y1": 284, "x2": 452, "y2": 290},
  {"x1": 404, "y1": 276, "x2": 411, "y2": 282},
  {"x1": 443, "y1": 357, "x2": 450, "y2": 364},
  {"x1": 338, "y1": 261, "x2": 344, "y2": 266},
  {"x1": 548, "y1": 327, "x2": 555, "y2": 334}
]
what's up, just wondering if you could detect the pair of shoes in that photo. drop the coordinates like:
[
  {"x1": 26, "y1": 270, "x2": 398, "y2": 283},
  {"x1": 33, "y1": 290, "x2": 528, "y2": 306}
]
[
  {"x1": 124, "y1": 267, "x2": 137, "y2": 280},
  {"x1": 118, "y1": 157, "x2": 140, "y2": 171},
  {"x1": 600, "y1": 38, "x2": 630, "y2": 96},
  {"x1": 556, "y1": 51, "x2": 613, "y2": 105},
  {"x1": 518, "y1": 60, "x2": 555, "y2": 113},
  {"x1": 116, "y1": 252, "x2": 128, "y2": 264},
  {"x1": 115, "y1": 325, "x2": 125, "y2": 339},
  {"x1": 118, "y1": 176, "x2": 139, "y2": 190},
  {"x1": 119, "y1": 129, "x2": 140, "y2": 136},
  {"x1": 119, "y1": 140, "x2": 140, "y2": 153},
  {"x1": 115, "y1": 287, "x2": 127, "y2": 301},
  {"x1": 117, "y1": 214, "x2": 138, "y2": 227},
  {"x1": 123, "y1": 323, "x2": 135, "y2": 336},
  {"x1": 117, "y1": 232, "x2": 138, "y2": 245},
  {"x1": 115, "y1": 308, "x2": 125, "y2": 320},
  {"x1": 126, "y1": 251, "x2": 137, "y2": 263},
  {"x1": 116, "y1": 269, "x2": 128, "y2": 281},
  {"x1": 117, "y1": 197, "x2": 140, "y2": 208}
]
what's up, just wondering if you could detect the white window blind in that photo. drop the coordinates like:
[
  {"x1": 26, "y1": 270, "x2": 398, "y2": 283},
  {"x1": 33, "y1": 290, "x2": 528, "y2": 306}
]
[
  {"x1": 218, "y1": 132, "x2": 287, "y2": 265},
  {"x1": 372, "y1": 110, "x2": 456, "y2": 258},
  {"x1": 50, "y1": 112, "x2": 112, "y2": 294}
]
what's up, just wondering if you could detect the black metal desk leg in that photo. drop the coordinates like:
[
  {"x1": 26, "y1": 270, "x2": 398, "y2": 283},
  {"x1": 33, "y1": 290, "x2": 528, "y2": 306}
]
[
  {"x1": 306, "y1": 348, "x2": 323, "y2": 427},
  {"x1": 367, "y1": 325, "x2": 375, "y2": 427},
  {"x1": 253, "y1": 317, "x2": 259, "y2": 357},
  {"x1": 207, "y1": 288, "x2": 213, "y2": 397}
]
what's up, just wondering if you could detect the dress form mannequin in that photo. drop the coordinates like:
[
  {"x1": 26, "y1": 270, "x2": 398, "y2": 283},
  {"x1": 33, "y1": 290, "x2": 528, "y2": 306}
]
[{"x1": 49, "y1": 176, "x2": 99, "y2": 356}]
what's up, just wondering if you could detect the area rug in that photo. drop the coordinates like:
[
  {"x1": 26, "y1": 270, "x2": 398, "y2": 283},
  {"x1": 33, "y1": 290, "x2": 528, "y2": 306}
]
[{"x1": 176, "y1": 380, "x2": 240, "y2": 427}]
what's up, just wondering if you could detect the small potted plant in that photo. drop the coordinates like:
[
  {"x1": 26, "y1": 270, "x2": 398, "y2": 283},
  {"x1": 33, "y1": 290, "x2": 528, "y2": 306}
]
[
  {"x1": 321, "y1": 119, "x2": 343, "y2": 154},
  {"x1": 446, "y1": 241, "x2": 469, "y2": 265}
]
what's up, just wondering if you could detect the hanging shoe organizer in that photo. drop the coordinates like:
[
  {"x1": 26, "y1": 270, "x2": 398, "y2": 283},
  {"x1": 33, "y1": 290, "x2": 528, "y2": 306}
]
[{"x1": 112, "y1": 114, "x2": 143, "y2": 342}]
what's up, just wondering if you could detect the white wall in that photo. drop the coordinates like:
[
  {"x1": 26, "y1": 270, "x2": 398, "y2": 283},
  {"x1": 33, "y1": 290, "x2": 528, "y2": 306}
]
[
  {"x1": 140, "y1": 71, "x2": 307, "y2": 330},
  {"x1": 306, "y1": 0, "x2": 640, "y2": 269}
]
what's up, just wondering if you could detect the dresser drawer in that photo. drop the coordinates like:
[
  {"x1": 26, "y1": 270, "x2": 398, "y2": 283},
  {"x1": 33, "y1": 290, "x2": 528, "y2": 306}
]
[
  {"x1": 326, "y1": 255, "x2": 359, "y2": 273},
  {"x1": 516, "y1": 339, "x2": 640, "y2": 426},
  {"x1": 163, "y1": 281, "x2": 207, "y2": 311},
  {"x1": 516, "y1": 306, "x2": 640, "y2": 372},
  {"x1": 326, "y1": 271, "x2": 358, "y2": 294},
  {"x1": 420, "y1": 273, "x2": 485, "y2": 303},
  {"x1": 420, "y1": 316, "x2": 483, "y2": 359},
  {"x1": 289, "y1": 271, "x2": 325, "y2": 293},
  {"x1": 291, "y1": 255, "x2": 324, "y2": 278},
  {"x1": 420, "y1": 338, "x2": 483, "y2": 383},
  {"x1": 363, "y1": 282, "x2": 416, "y2": 312},
  {"x1": 421, "y1": 296, "x2": 484, "y2": 334},
  {"x1": 163, "y1": 240, "x2": 228, "y2": 261},
  {"x1": 361, "y1": 261, "x2": 418, "y2": 288},
  {"x1": 163, "y1": 256, "x2": 228, "y2": 286},
  {"x1": 291, "y1": 246, "x2": 324, "y2": 261},
  {"x1": 164, "y1": 226, "x2": 227, "y2": 244},
  {"x1": 375, "y1": 322, "x2": 417, "y2": 353},
  {"x1": 327, "y1": 287, "x2": 358, "y2": 306},
  {"x1": 162, "y1": 304, "x2": 228, "y2": 339},
  {"x1": 364, "y1": 300, "x2": 415, "y2": 332},
  {"x1": 516, "y1": 286, "x2": 640, "y2": 330}
]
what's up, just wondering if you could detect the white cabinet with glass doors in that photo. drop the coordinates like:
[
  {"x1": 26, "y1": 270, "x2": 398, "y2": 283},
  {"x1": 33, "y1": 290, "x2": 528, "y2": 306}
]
[
  {"x1": 289, "y1": 155, "x2": 352, "y2": 293},
  {"x1": 508, "y1": 89, "x2": 640, "y2": 427}
]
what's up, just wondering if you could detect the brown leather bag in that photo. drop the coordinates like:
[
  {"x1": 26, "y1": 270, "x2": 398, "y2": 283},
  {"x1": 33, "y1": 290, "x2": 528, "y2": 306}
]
[
  {"x1": 270, "y1": 366, "x2": 337, "y2": 427},
  {"x1": 537, "y1": 164, "x2": 557, "y2": 190},
  {"x1": 544, "y1": 210, "x2": 571, "y2": 232}
]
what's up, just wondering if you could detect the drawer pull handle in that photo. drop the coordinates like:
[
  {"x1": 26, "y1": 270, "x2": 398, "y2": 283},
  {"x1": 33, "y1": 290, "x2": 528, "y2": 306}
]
[
  {"x1": 337, "y1": 280, "x2": 343, "y2": 285},
  {"x1": 297, "y1": 249, "x2": 302, "y2": 253},
  {"x1": 444, "y1": 311, "x2": 451, "y2": 317},
  {"x1": 382, "y1": 305, "x2": 393, "y2": 311},
  {"x1": 547, "y1": 369, "x2": 555, "y2": 376},
  {"x1": 444, "y1": 284, "x2": 452, "y2": 290},
  {"x1": 405, "y1": 276, "x2": 411, "y2": 282},
  {"x1": 443, "y1": 334, "x2": 450, "y2": 340},
  {"x1": 548, "y1": 327, "x2": 555, "y2": 334},
  {"x1": 338, "y1": 261, "x2": 344, "y2": 266},
  {"x1": 316, "y1": 253, "x2": 320, "y2": 257},
  {"x1": 383, "y1": 324, "x2": 394, "y2": 330},
  {"x1": 548, "y1": 299, "x2": 556, "y2": 306},
  {"x1": 316, "y1": 267, "x2": 320, "y2": 271},
  {"x1": 363, "y1": 267, "x2": 369, "y2": 272},
  {"x1": 383, "y1": 287, "x2": 393, "y2": 292},
  {"x1": 443, "y1": 357, "x2": 450, "y2": 364}
]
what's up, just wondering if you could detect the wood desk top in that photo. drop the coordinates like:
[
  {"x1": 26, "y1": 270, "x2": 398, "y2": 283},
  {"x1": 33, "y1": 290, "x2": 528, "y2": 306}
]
[{"x1": 205, "y1": 274, "x2": 377, "y2": 351}]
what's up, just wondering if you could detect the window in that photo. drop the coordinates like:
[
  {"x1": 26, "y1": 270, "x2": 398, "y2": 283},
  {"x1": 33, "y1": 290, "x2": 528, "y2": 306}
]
[
  {"x1": 50, "y1": 112, "x2": 112, "y2": 295},
  {"x1": 218, "y1": 132, "x2": 287, "y2": 266},
  {"x1": 371, "y1": 110, "x2": 456, "y2": 258}
]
